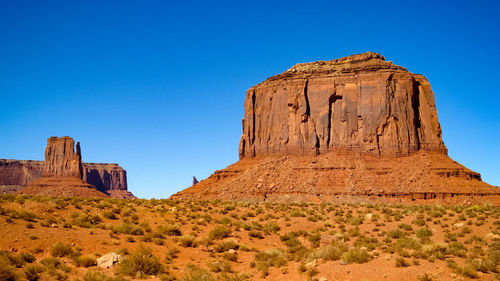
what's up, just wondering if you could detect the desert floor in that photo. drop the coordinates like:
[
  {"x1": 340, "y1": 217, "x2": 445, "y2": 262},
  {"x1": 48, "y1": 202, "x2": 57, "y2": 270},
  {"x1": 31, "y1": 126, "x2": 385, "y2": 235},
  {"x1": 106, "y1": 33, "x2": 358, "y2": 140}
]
[{"x1": 1, "y1": 195, "x2": 500, "y2": 281}]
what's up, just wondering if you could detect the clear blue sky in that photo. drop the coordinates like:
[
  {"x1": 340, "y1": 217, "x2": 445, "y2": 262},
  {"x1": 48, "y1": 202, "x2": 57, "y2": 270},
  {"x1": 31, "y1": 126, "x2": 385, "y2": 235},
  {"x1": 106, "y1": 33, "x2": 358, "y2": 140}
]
[{"x1": 1, "y1": 0, "x2": 499, "y2": 198}]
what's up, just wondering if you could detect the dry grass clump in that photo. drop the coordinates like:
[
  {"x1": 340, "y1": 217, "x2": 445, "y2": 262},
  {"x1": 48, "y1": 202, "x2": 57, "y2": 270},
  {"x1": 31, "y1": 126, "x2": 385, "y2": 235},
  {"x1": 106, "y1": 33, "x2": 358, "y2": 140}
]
[
  {"x1": 251, "y1": 248, "x2": 287, "y2": 277},
  {"x1": 117, "y1": 245, "x2": 162, "y2": 277}
]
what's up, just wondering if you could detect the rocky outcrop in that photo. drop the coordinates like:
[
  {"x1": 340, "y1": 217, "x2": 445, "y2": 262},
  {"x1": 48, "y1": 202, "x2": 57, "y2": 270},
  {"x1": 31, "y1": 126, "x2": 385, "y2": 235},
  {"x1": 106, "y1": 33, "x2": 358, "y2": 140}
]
[
  {"x1": 18, "y1": 137, "x2": 109, "y2": 198},
  {"x1": 239, "y1": 52, "x2": 447, "y2": 158},
  {"x1": 0, "y1": 160, "x2": 131, "y2": 197},
  {"x1": 43, "y1": 136, "x2": 84, "y2": 178},
  {"x1": 173, "y1": 52, "x2": 499, "y2": 204}
]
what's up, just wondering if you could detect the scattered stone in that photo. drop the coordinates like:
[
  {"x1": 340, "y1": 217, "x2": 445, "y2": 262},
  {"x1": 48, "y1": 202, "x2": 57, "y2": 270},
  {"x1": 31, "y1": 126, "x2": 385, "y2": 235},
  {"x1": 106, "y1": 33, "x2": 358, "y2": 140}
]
[
  {"x1": 453, "y1": 223, "x2": 464, "y2": 228},
  {"x1": 97, "y1": 252, "x2": 122, "y2": 269},
  {"x1": 305, "y1": 260, "x2": 317, "y2": 269},
  {"x1": 339, "y1": 260, "x2": 349, "y2": 265}
]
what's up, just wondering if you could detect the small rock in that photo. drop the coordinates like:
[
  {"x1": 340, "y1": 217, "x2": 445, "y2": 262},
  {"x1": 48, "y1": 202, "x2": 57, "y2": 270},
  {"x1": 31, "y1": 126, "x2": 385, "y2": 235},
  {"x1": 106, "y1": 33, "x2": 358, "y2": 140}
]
[
  {"x1": 451, "y1": 273, "x2": 457, "y2": 278},
  {"x1": 366, "y1": 213, "x2": 373, "y2": 219},
  {"x1": 97, "y1": 252, "x2": 123, "y2": 269},
  {"x1": 305, "y1": 260, "x2": 316, "y2": 268},
  {"x1": 453, "y1": 223, "x2": 464, "y2": 228},
  {"x1": 318, "y1": 277, "x2": 328, "y2": 281},
  {"x1": 339, "y1": 260, "x2": 349, "y2": 265},
  {"x1": 227, "y1": 249, "x2": 236, "y2": 254}
]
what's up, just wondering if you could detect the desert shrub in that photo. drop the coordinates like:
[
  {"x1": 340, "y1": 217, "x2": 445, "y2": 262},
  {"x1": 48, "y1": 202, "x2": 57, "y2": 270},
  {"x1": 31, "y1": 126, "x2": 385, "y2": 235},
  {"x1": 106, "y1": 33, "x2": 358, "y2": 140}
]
[
  {"x1": 222, "y1": 251, "x2": 238, "y2": 262},
  {"x1": 24, "y1": 263, "x2": 45, "y2": 281},
  {"x1": 412, "y1": 219, "x2": 426, "y2": 226},
  {"x1": 17, "y1": 211, "x2": 38, "y2": 222},
  {"x1": 398, "y1": 223, "x2": 413, "y2": 231},
  {"x1": 420, "y1": 243, "x2": 448, "y2": 260},
  {"x1": 219, "y1": 273, "x2": 249, "y2": 281},
  {"x1": 248, "y1": 230, "x2": 264, "y2": 239},
  {"x1": 71, "y1": 213, "x2": 102, "y2": 228},
  {"x1": 214, "y1": 240, "x2": 239, "y2": 253},
  {"x1": 349, "y1": 216, "x2": 363, "y2": 226},
  {"x1": 290, "y1": 210, "x2": 306, "y2": 217},
  {"x1": 207, "y1": 260, "x2": 232, "y2": 273},
  {"x1": 165, "y1": 248, "x2": 179, "y2": 263},
  {"x1": 417, "y1": 273, "x2": 435, "y2": 281},
  {"x1": 180, "y1": 235, "x2": 197, "y2": 247},
  {"x1": 117, "y1": 245, "x2": 162, "y2": 277},
  {"x1": 252, "y1": 248, "x2": 287, "y2": 275},
  {"x1": 310, "y1": 241, "x2": 348, "y2": 261},
  {"x1": 208, "y1": 225, "x2": 231, "y2": 240},
  {"x1": 386, "y1": 229, "x2": 405, "y2": 239},
  {"x1": 112, "y1": 223, "x2": 144, "y2": 235},
  {"x1": 279, "y1": 233, "x2": 309, "y2": 261},
  {"x1": 308, "y1": 232, "x2": 321, "y2": 248},
  {"x1": 416, "y1": 228, "x2": 433, "y2": 239},
  {"x1": 263, "y1": 222, "x2": 280, "y2": 234},
  {"x1": 0, "y1": 257, "x2": 18, "y2": 281},
  {"x1": 103, "y1": 211, "x2": 118, "y2": 220},
  {"x1": 83, "y1": 270, "x2": 126, "y2": 281},
  {"x1": 158, "y1": 224, "x2": 181, "y2": 236},
  {"x1": 447, "y1": 260, "x2": 479, "y2": 278},
  {"x1": 395, "y1": 257, "x2": 410, "y2": 267},
  {"x1": 342, "y1": 248, "x2": 370, "y2": 264},
  {"x1": 183, "y1": 264, "x2": 215, "y2": 281},
  {"x1": 76, "y1": 255, "x2": 96, "y2": 267},
  {"x1": 50, "y1": 242, "x2": 74, "y2": 257}
]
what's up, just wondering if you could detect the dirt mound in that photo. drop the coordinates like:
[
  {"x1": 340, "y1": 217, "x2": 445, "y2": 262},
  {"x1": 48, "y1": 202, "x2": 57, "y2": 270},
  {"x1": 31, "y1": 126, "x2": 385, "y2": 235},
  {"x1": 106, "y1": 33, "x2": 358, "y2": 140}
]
[{"x1": 18, "y1": 176, "x2": 108, "y2": 198}]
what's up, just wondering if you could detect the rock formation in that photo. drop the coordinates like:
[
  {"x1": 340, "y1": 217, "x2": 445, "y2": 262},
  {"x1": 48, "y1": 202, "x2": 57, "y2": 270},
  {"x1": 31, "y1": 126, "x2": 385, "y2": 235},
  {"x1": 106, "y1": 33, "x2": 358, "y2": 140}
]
[
  {"x1": 43, "y1": 136, "x2": 84, "y2": 178},
  {"x1": 18, "y1": 137, "x2": 113, "y2": 198},
  {"x1": 0, "y1": 160, "x2": 132, "y2": 198},
  {"x1": 172, "y1": 52, "x2": 499, "y2": 204},
  {"x1": 83, "y1": 163, "x2": 134, "y2": 198},
  {"x1": 239, "y1": 52, "x2": 446, "y2": 158}
]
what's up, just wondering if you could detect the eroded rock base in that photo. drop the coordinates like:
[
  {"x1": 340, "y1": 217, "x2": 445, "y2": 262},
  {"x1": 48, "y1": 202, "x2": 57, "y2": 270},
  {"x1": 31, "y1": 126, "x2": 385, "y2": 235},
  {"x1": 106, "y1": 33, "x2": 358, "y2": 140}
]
[{"x1": 171, "y1": 151, "x2": 500, "y2": 205}]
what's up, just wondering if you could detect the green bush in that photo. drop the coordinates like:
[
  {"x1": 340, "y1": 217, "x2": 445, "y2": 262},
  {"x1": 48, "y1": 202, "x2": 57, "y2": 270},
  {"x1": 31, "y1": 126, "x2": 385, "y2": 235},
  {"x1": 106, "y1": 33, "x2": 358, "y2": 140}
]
[
  {"x1": 50, "y1": 242, "x2": 74, "y2": 257},
  {"x1": 117, "y1": 245, "x2": 162, "y2": 277},
  {"x1": 395, "y1": 257, "x2": 410, "y2": 267},
  {"x1": 182, "y1": 264, "x2": 215, "y2": 281},
  {"x1": 0, "y1": 257, "x2": 18, "y2": 281},
  {"x1": 253, "y1": 248, "x2": 287, "y2": 274},
  {"x1": 24, "y1": 263, "x2": 45, "y2": 281},
  {"x1": 214, "y1": 240, "x2": 239, "y2": 253},
  {"x1": 158, "y1": 224, "x2": 181, "y2": 236},
  {"x1": 180, "y1": 235, "x2": 197, "y2": 247},
  {"x1": 112, "y1": 223, "x2": 144, "y2": 235},
  {"x1": 208, "y1": 225, "x2": 231, "y2": 240},
  {"x1": 76, "y1": 255, "x2": 96, "y2": 267},
  {"x1": 71, "y1": 213, "x2": 102, "y2": 228},
  {"x1": 310, "y1": 241, "x2": 348, "y2": 261},
  {"x1": 83, "y1": 270, "x2": 126, "y2": 281},
  {"x1": 342, "y1": 248, "x2": 370, "y2": 264}
]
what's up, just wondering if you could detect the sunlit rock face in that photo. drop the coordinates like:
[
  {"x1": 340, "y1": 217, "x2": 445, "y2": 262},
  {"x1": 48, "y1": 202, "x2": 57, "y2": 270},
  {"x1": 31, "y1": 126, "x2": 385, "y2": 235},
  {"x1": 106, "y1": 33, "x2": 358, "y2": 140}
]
[{"x1": 239, "y1": 52, "x2": 447, "y2": 158}]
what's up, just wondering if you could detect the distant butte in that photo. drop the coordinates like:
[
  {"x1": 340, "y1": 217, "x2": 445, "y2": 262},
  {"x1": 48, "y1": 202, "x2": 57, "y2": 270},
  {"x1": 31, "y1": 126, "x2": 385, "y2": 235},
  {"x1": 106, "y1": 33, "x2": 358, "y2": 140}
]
[
  {"x1": 1, "y1": 136, "x2": 135, "y2": 198},
  {"x1": 171, "y1": 52, "x2": 499, "y2": 204}
]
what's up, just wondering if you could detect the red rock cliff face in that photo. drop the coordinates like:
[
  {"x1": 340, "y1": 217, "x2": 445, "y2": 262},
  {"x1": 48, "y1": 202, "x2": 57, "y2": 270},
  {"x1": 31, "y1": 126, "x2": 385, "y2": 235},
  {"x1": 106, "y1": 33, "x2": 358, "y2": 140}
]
[
  {"x1": 0, "y1": 160, "x2": 43, "y2": 187},
  {"x1": 0, "y1": 160, "x2": 129, "y2": 196},
  {"x1": 172, "y1": 52, "x2": 499, "y2": 204},
  {"x1": 43, "y1": 136, "x2": 84, "y2": 178},
  {"x1": 83, "y1": 163, "x2": 128, "y2": 191},
  {"x1": 239, "y1": 52, "x2": 447, "y2": 158}
]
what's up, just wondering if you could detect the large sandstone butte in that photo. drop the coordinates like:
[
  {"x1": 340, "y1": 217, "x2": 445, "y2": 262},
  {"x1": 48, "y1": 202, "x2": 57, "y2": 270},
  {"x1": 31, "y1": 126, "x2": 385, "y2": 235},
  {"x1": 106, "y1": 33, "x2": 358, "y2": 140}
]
[
  {"x1": 172, "y1": 52, "x2": 499, "y2": 204},
  {"x1": 12, "y1": 136, "x2": 134, "y2": 198}
]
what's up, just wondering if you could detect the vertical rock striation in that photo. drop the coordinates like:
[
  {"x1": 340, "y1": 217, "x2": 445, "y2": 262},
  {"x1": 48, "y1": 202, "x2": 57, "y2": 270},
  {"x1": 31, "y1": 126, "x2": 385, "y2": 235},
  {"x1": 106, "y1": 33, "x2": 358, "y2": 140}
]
[
  {"x1": 43, "y1": 136, "x2": 84, "y2": 178},
  {"x1": 239, "y1": 52, "x2": 447, "y2": 158},
  {"x1": 19, "y1": 137, "x2": 108, "y2": 198}
]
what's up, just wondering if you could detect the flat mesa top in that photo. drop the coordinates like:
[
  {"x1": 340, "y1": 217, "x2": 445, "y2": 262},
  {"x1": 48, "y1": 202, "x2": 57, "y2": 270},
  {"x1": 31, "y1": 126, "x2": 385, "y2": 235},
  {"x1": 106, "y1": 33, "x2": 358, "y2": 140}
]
[{"x1": 265, "y1": 52, "x2": 409, "y2": 83}]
